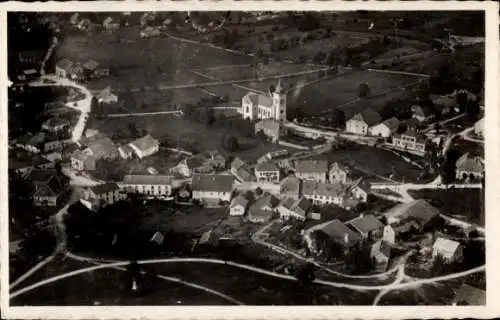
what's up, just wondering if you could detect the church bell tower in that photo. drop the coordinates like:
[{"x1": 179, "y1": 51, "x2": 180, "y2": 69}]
[{"x1": 272, "y1": 78, "x2": 287, "y2": 122}]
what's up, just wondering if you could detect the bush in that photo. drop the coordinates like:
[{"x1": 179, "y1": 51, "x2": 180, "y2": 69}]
[{"x1": 358, "y1": 83, "x2": 371, "y2": 98}]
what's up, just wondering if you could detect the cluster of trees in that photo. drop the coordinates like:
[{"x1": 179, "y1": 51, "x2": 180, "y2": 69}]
[{"x1": 211, "y1": 28, "x2": 240, "y2": 49}]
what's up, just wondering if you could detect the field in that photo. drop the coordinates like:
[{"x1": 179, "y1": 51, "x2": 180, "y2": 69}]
[
  {"x1": 378, "y1": 281, "x2": 462, "y2": 305},
  {"x1": 323, "y1": 143, "x2": 422, "y2": 182},
  {"x1": 450, "y1": 136, "x2": 484, "y2": 157},
  {"x1": 408, "y1": 188, "x2": 484, "y2": 226},
  {"x1": 287, "y1": 69, "x2": 423, "y2": 116}
]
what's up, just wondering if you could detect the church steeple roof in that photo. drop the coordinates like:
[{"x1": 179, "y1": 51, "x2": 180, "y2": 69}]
[{"x1": 275, "y1": 78, "x2": 283, "y2": 94}]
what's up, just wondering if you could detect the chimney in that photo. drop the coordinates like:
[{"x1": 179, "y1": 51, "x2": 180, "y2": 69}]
[{"x1": 344, "y1": 232, "x2": 349, "y2": 244}]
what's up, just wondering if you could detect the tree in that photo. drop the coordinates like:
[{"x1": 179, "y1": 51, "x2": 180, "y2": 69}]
[
  {"x1": 255, "y1": 187, "x2": 263, "y2": 196},
  {"x1": 332, "y1": 109, "x2": 346, "y2": 128},
  {"x1": 127, "y1": 123, "x2": 139, "y2": 138},
  {"x1": 313, "y1": 51, "x2": 327, "y2": 64},
  {"x1": 358, "y1": 82, "x2": 371, "y2": 98},
  {"x1": 294, "y1": 263, "x2": 316, "y2": 285},
  {"x1": 90, "y1": 96, "x2": 100, "y2": 114},
  {"x1": 223, "y1": 135, "x2": 239, "y2": 152}
]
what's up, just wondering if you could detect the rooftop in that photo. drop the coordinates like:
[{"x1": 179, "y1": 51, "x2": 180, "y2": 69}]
[
  {"x1": 244, "y1": 92, "x2": 272, "y2": 108},
  {"x1": 350, "y1": 109, "x2": 382, "y2": 126},
  {"x1": 129, "y1": 134, "x2": 159, "y2": 152},
  {"x1": 433, "y1": 237, "x2": 461, "y2": 253},
  {"x1": 383, "y1": 199, "x2": 440, "y2": 225},
  {"x1": 191, "y1": 174, "x2": 234, "y2": 193},
  {"x1": 320, "y1": 219, "x2": 362, "y2": 248},
  {"x1": 255, "y1": 161, "x2": 280, "y2": 172},
  {"x1": 294, "y1": 159, "x2": 329, "y2": 173},
  {"x1": 90, "y1": 182, "x2": 119, "y2": 195},
  {"x1": 122, "y1": 174, "x2": 173, "y2": 185},
  {"x1": 302, "y1": 180, "x2": 346, "y2": 197},
  {"x1": 348, "y1": 214, "x2": 384, "y2": 234},
  {"x1": 456, "y1": 153, "x2": 484, "y2": 172},
  {"x1": 230, "y1": 194, "x2": 250, "y2": 208},
  {"x1": 280, "y1": 175, "x2": 301, "y2": 195}
]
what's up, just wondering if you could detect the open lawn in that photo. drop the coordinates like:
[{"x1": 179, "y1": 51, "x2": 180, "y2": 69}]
[
  {"x1": 378, "y1": 280, "x2": 464, "y2": 306},
  {"x1": 322, "y1": 143, "x2": 422, "y2": 182},
  {"x1": 450, "y1": 137, "x2": 484, "y2": 157},
  {"x1": 288, "y1": 69, "x2": 422, "y2": 116},
  {"x1": 408, "y1": 188, "x2": 484, "y2": 226}
]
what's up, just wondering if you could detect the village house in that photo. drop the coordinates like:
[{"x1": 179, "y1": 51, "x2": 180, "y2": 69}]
[
  {"x1": 81, "y1": 134, "x2": 119, "y2": 160},
  {"x1": 43, "y1": 137, "x2": 67, "y2": 153},
  {"x1": 347, "y1": 214, "x2": 384, "y2": 240},
  {"x1": 174, "y1": 150, "x2": 226, "y2": 177},
  {"x1": 41, "y1": 117, "x2": 71, "y2": 133},
  {"x1": 294, "y1": 159, "x2": 329, "y2": 183},
  {"x1": 71, "y1": 149, "x2": 96, "y2": 171},
  {"x1": 230, "y1": 157, "x2": 254, "y2": 182},
  {"x1": 474, "y1": 117, "x2": 484, "y2": 138},
  {"x1": 119, "y1": 174, "x2": 174, "y2": 197},
  {"x1": 455, "y1": 152, "x2": 484, "y2": 180},
  {"x1": 255, "y1": 162, "x2": 280, "y2": 183},
  {"x1": 382, "y1": 199, "x2": 441, "y2": 235},
  {"x1": 26, "y1": 169, "x2": 69, "y2": 207},
  {"x1": 329, "y1": 162, "x2": 349, "y2": 184},
  {"x1": 191, "y1": 174, "x2": 234, "y2": 204},
  {"x1": 247, "y1": 193, "x2": 280, "y2": 223},
  {"x1": 453, "y1": 283, "x2": 486, "y2": 305},
  {"x1": 254, "y1": 119, "x2": 287, "y2": 143},
  {"x1": 411, "y1": 104, "x2": 435, "y2": 123},
  {"x1": 119, "y1": 134, "x2": 159, "y2": 160},
  {"x1": 81, "y1": 182, "x2": 121, "y2": 210},
  {"x1": 55, "y1": 58, "x2": 74, "y2": 78},
  {"x1": 390, "y1": 127, "x2": 427, "y2": 156},
  {"x1": 311, "y1": 219, "x2": 362, "y2": 256},
  {"x1": 241, "y1": 79, "x2": 287, "y2": 122},
  {"x1": 17, "y1": 69, "x2": 40, "y2": 82},
  {"x1": 369, "y1": 240, "x2": 391, "y2": 272},
  {"x1": 345, "y1": 109, "x2": 382, "y2": 136},
  {"x1": 369, "y1": 117, "x2": 400, "y2": 138},
  {"x1": 280, "y1": 174, "x2": 302, "y2": 200},
  {"x1": 277, "y1": 196, "x2": 312, "y2": 221},
  {"x1": 229, "y1": 194, "x2": 250, "y2": 216},
  {"x1": 346, "y1": 178, "x2": 371, "y2": 203},
  {"x1": 301, "y1": 180, "x2": 346, "y2": 206},
  {"x1": 96, "y1": 86, "x2": 118, "y2": 104},
  {"x1": 432, "y1": 237, "x2": 463, "y2": 263}
]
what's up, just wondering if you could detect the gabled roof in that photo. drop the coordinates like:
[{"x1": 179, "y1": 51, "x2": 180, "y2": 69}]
[
  {"x1": 348, "y1": 214, "x2": 384, "y2": 234},
  {"x1": 83, "y1": 60, "x2": 99, "y2": 71},
  {"x1": 379, "y1": 117, "x2": 400, "y2": 130},
  {"x1": 330, "y1": 162, "x2": 349, "y2": 173},
  {"x1": 433, "y1": 237, "x2": 461, "y2": 254},
  {"x1": 83, "y1": 135, "x2": 118, "y2": 159},
  {"x1": 231, "y1": 157, "x2": 246, "y2": 170},
  {"x1": 235, "y1": 166, "x2": 254, "y2": 182},
  {"x1": 255, "y1": 119, "x2": 281, "y2": 132},
  {"x1": 320, "y1": 219, "x2": 362, "y2": 248},
  {"x1": 456, "y1": 153, "x2": 484, "y2": 172},
  {"x1": 453, "y1": 284, "x2": 486, "y2": 305},
  {"x1": 191, "y1": 174, "x2": 234, "y2": 193},
  {"x1": 349, "y1": 109, "x2": 382, "y2": 126},
  {"x1": 280, "y1": 175, "x2": 301, "y2": 195},
  {"x1": 282, "y1": 196, "x2": 311, "y2": 217},
  {"x1": 230, "y1": 195, "x2": 249, "y2": 208},
  {"x1": 129, "y1": 134, "x2": 159, "y2": 153},
  {"x1": 295, "y1": 159, "x2": 328, "y2": 173},
  {"x1": 244, "y1": 92, "x2": 272, "y2": 108},
  {"x1": 90, "y1": 182, "x2": 119, "y2": 195},
  {"x1": 255, "y1": 161, "x2": 279, "y2": 172},
  {"x1": 122, "y1": 174, "x2": 173, "y2": 185},
  {"x1": 302, "y1": 180, "x2": 346, "y2": 197},
  {"x1": 252, "y1": 193, "x2": 280, "y2": 210},
  {"x1": 383, "y1": 199, "x2": 440, "y2": 225}
]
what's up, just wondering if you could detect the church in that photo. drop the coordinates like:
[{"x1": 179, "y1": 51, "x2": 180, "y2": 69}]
[{"x1": 240, "y1": 79, "x2": 287, "y2": 122}]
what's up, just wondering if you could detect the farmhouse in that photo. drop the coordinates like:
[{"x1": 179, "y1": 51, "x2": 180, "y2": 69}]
[
  {"x1": 455, "y1": 153, "x2": 484, "y2": 180},
  {"x1": 26, "y1": 169, "x2": 69, "y2": 207},
  {"x1": 302, "y1": 180, "x2": 345, "y2": 206},
  {"x1": 390, "y1": 127, "x2": 427, "y2": 155},
  {"x1": 230, "y1": 157, "x2": 254, "y2": 182},
  {"x1": 329, "y1": 162, "x2": 349, "y2": 183},
  {"x1": 314, "y1": 219, "x2": 362, "y2": 255},
  {"x1": 41, "y1": 118, "x2": 70, "y2": 133},
  {"x1": 383, "y1": 199, "x2": 440, "y2": 231},
  {"x1": 432, "y1": 237, "x2": 463, "y2": 263},
  {"x1": 254, "y1": 119, "x2": 287, "y2": 143},
  {"x1": 255, "y1": 162, "x2": 280, "y2": 183},
  {"x1": 81, "y1": 182, "x2": 121, "y2": 210},
  {"x1": 96, "y1": 87, "x2": 118, "y2": 104},
  {"x1": 191, "y1": 174, "x2": 234, "y2": 204},
  {"x1": 125, "y1": 134, "x2": 160, "y2": 159},
  {"x1": 241, "y1": 79, "x2": 287, "y2": 122},
  {"x1": 280, "y1": 174, "x2": 302, "y2": 200},
  {"x1": 119, "y1": 174, "x2": 173, "y2": 197},
  {"x1": 229, "y1": 194, "x2": 250, "y2": 216},
  {"x1": 277, "y1": 196, "x2": 311, "y2": 221},
  {"x1": 248, "y1": 193, "x2": 280, "y2": 223},
  {"x1": 345, "y1": 109, "x2": 382, "y2": 136},
  {"x1": 369, "y1": 117, "x2": 400, "y2": 138},
  {"x1": 71, "y1": 149, "x2": 96, "y2": 171},
  {"x1": 81, "y1": 134, "x2": 119, "y2": 160},
  {"x1": 294, "y1": 159, "x2": 328, "y2": 183},
  {"x1": 347, "y1": 214, "x2": 384, "y2": 239}
]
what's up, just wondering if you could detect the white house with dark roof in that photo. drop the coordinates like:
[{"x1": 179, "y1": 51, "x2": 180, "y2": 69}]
[
  {"x1": 229, "y1": 194, "x2": 250, "y2": 216},
  {"x1": 119, "y1": 174, "x2": 173, "y2": 197},
  {"x1": 125, "y1": 134, "x2": 160, "y2": 160},
  {"x1": 255, "y1": 162, "x2": 280, "y2": 183},
  {"x1": 241, "y1": 79, "x2": 287, "y2": 121},
  {"x1": 302, "y1": 180, "x2": 346, "y2": 206},
  {"x1": 191, "y1": 174, "x2": 234, "y2": 203},
  {"x1": 294, "y1": 159, "x2": 329, "y2": 183},
  {"x1": 82, "y1": 182, "x2": 121, "y2": 210},
  {"x1": 432, "y1": 237, "x2": 463, "y2": 263},
  {"x1": 345, "y1": 109, "x2": 382, "y2": 136},
  {"x1": 369, "y1": 117, "x2": 400, "y2": 138},
  {"x1": 455, "y1": 153, "x2": 484, "y2": 180},
  {"x1": 277, "y1": 196, "x2": 311, "y2": 221}
]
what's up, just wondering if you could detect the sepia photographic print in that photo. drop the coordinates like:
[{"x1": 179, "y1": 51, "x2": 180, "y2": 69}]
[{"x1": 1, "y1": 1, "x2": 499, "y2": 319}]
